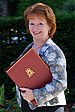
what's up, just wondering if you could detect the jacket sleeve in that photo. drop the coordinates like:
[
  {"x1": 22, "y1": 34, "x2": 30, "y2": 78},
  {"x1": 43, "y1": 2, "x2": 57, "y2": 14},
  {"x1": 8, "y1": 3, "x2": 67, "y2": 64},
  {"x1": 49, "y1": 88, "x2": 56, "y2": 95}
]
[
  {"x1": 29, "y1": 45, "x2": 67, "y2": 109},
  {"x1": 16, "y1": 85, "x2": 22, "y2": 107}
]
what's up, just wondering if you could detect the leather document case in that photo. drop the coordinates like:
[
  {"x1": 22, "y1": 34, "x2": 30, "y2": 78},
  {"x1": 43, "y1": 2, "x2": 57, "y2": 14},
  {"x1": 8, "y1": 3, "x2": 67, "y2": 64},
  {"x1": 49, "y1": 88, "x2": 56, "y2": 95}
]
[{"x1": 5, "y1": 48, "x2": 52, "y2": 89}]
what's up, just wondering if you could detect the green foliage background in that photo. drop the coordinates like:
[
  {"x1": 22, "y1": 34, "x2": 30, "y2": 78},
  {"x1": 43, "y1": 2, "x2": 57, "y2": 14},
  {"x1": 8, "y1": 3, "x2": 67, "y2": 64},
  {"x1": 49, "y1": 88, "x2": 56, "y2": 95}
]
[{"x1": 14, "y1": 0, "x2": 68, "y2": 16}]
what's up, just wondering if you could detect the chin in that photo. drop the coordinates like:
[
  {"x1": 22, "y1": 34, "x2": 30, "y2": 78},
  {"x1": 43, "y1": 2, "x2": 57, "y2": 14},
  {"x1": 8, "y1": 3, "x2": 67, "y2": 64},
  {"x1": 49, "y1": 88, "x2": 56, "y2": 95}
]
[{"x1": 34, "y1": 35, "x2": 42, "y2": 39}]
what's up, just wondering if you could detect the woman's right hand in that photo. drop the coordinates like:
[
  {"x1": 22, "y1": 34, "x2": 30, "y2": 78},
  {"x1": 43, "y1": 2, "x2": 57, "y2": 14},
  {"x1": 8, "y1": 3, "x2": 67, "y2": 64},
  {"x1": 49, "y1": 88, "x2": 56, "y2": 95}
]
[{"x1": 20, "y1": 87, "x2": 35, "y2": 103}]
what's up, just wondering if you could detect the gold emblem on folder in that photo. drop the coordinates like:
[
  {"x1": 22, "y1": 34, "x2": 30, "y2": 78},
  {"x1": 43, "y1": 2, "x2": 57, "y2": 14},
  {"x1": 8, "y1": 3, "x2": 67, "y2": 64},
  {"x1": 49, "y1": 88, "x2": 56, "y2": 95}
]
[{"x1": 26, "y1": 68, "x2": 35, "y2": 77}]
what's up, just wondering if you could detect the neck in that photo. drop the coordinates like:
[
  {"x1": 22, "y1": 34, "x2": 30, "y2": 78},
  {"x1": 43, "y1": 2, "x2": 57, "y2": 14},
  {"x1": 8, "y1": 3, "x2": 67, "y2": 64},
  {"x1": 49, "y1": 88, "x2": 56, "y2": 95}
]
[
  {"x1": 33, "y1": 40, "x2": 45, "y2": 49},
  {"x1": 33, "y1": 39, "x2": 46, "y2": 46}
]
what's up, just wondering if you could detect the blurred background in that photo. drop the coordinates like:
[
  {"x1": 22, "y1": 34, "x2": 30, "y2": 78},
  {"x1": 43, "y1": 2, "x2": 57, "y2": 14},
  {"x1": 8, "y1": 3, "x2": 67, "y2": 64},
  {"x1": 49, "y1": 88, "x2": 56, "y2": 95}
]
[{"x1": 0, "y1": 0, "x2": 75, "y2": 111}]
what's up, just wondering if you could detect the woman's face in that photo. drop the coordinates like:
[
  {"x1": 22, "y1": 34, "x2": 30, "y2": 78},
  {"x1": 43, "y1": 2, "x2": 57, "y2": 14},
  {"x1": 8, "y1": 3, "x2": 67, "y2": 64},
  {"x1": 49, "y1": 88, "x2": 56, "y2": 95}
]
[{"x1": 29, "y1": 15, "x2": 50, "y2": 42}]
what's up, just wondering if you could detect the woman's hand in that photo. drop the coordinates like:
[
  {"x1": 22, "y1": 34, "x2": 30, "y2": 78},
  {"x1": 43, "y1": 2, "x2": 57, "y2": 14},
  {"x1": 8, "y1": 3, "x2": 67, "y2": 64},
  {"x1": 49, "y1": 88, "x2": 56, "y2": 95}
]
[{"x1": 20, "y1": 88, "x2": 35, "y2": 103}]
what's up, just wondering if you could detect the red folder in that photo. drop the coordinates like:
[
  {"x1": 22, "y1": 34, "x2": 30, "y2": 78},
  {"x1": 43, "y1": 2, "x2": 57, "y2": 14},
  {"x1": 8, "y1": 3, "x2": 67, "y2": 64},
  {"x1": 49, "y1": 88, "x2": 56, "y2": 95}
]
[{"x1": 5, "y1": 48, "x2": 52, "y2": 89}]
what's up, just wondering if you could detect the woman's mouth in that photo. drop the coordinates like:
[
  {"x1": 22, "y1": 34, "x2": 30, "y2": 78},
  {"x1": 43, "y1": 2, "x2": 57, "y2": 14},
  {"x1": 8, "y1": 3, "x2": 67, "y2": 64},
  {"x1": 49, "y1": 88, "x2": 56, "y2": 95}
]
[{"x1": 33, "y1": 31, "x2": 41, "y2": 35}]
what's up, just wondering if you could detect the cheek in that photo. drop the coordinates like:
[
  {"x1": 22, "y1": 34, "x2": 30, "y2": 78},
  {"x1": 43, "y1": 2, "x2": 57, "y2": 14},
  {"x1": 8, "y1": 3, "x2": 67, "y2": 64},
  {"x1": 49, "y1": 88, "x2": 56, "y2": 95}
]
[
  {"x1": 43, "y1": 28, "x2": 48, "y2": 33},
  {"x1": 29, "y1": 26, "x2": 32, "y2": 33},
  {"x1": 43, "y1": 29, "x2": 49, "y2": 37},
  {"x1": 29, "y1": 26, "x2": 31, "y2": 31}
]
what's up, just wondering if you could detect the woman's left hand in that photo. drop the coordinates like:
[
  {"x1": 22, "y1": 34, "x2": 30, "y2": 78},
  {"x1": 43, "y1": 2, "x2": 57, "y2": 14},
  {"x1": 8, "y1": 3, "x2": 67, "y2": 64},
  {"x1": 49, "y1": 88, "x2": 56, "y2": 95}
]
[{"x1": 20, "y1": 88, "x2": 35, "y2": 103}]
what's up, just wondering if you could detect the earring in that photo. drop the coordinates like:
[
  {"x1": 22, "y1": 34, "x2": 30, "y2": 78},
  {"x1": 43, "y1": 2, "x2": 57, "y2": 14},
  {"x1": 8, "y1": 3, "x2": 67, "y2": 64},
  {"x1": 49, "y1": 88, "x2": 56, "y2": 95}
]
[{"x1": 48, "y1": 30, "x2": 50, "y2": 34}]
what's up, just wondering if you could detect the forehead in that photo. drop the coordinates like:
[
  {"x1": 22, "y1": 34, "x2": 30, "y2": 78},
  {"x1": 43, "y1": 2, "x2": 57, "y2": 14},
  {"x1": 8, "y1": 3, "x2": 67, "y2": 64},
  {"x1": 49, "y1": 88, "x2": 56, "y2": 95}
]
[
  {"x1": 28, "y1": 13, "x2": 46, "y2": 20},
  {"x1": 29, "y1": 15, "x2": 47, "y2": 24}
]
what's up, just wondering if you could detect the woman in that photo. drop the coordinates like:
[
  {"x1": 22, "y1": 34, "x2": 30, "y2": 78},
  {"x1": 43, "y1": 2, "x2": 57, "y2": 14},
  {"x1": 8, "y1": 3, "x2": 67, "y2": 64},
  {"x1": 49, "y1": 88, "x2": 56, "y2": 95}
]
[{"x1": 16, "y1": 3, "x2": 67, "y2": 112}]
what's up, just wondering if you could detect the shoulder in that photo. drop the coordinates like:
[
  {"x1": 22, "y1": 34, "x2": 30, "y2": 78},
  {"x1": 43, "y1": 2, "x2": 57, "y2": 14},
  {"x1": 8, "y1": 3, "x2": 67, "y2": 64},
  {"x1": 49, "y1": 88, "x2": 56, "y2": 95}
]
[{"x1": 40, "y1": 38, "x2": 66, "y2": 60}]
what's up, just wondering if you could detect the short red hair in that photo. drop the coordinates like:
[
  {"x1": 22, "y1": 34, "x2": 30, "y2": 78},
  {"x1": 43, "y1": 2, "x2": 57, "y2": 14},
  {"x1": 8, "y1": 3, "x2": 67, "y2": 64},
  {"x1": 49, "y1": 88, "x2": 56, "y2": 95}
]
[{"x1": 24, "y1": 3, "x2": 56, "y2": 38}]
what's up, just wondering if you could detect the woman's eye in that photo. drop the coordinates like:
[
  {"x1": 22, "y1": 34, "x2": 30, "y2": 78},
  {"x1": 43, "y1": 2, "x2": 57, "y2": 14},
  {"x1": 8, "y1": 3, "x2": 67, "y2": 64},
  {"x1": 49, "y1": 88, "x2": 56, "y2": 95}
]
[
  {"x1": 30, "y1": 23, "x2": 34, "y2": 25},
  {"x1": 39, "y1": 23, "x2": 43, "y2": 25}
]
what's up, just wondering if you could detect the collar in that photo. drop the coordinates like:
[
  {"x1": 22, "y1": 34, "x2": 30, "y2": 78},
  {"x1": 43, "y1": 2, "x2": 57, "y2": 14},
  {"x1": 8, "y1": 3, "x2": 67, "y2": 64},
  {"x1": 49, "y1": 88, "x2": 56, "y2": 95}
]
[
  {"x1": 45, "y1": 38, "x2": 54, "y2": 45},
  {"x1": 39, "y1": 38, "x2": 53, "y2": 55}
]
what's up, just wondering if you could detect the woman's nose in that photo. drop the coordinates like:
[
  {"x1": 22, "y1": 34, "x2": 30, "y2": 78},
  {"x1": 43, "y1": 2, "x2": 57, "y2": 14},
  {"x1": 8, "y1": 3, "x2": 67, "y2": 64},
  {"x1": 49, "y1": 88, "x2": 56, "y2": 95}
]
[
  {"x1": 33, "y1": 25, "x2": 40, "y2": 30},
  {"x1": 34, "y1": 25, "x2": 39, "y2": 29}
]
